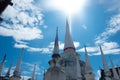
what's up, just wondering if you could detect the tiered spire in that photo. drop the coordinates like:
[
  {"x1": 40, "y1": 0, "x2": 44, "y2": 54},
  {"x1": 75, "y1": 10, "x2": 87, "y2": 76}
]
[
  {"x1": 110, "y1": 57, "x2": 119, "y2": 80},
  {"x1": 64, "y1": 19, "x2": 75, "y2": 51},
  {"x1": 52, "y1": 27, "x2": 60, "y2": 58},
  {"x1": 84, "y1": 45, "x2": 94, "y2": 80},
  {"x1": 13, "y1": 48, "x2": 24, "y2": 77},
  {"x1": 100, "y1": 46, "x2": 109, "y2": 72},
  {"x1": 99, "y1": 46, "x2": 111, "y2": 80},
  {"x1": 31, "y1": 64, "x2": 36, "y2": 80},
  {"x1": 0, "y1": 54, "x2": 6, "y2": 76},
  {"x1": 84, "y1": 45, "x2": 92, "y2": 70},
  {"x1": 53, "y1": 27, "x2": 59, "y2": 54}
]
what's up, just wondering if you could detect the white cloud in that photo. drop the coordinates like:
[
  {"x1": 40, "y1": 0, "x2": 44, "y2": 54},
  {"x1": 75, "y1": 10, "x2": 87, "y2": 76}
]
[
  {"x1": 77, "y1": 41, "x2": 120, "y2": 55},
  {"x1": 103, "y1": 48, "x2": 120, "y2": 54},
  {"x1": 95, "y1": 1, "x2": 120, "y2": 55},
  {"x1": 14, "y1": 43, "x2": 29, "y2": 48},
  {"x1": 28, "y1": 47, "x2": 51, "y2": 54},
  {"x1": 102, "y1": 42, "x2": 119, "y2": 50},
  {"x1": 27, "y1": 47, "x2": 42, "y2": 52},
  {"x1": 48, "y1": 41, "x2": 64, "y2": 50},
  {"x1": 2, "y1": 0, "x2": 43, "y2": 27},
  {"x1": 95, "y1": 14, "x2": 120, "y2": 44},
  {"x1": 74, "y1": 41, "x2": 80, "y2": 48},
  {"x1": 92, "y1": 49, "x2": 120, "y2": 55},
  {"x1": 40, "y1": 48, "x2": 51, "y2": 53},
  {"x1": 48, "y1": 41, "x2": 80, "y2": 50},
  {"x1": 0, "y1": 0, "x2": 45, "y2": 52},
  {"x1": 20, "y1": 41, "x2": 80, "y2": 53},
  {"x1": 14, "y1": 43, "x2": 51, "y2": 54},
  {"x1": 0, "y1": 26, "x2": 43, "y2": 42},
  {"x1": 77, "y1": 46, "x2": 98, "y2": 53},
  {"x1": 92, "y1": 42, "x2": 120, "y2": 55},
  {"x1": 93, "y1": 14, "x2": 120, "y2": 55},
  {"x1": 59, "y1": 42, "x2": 64, "y2": 50},
  {"x1": 22, "y1": 62, "x2": 44, "y2": 76}
]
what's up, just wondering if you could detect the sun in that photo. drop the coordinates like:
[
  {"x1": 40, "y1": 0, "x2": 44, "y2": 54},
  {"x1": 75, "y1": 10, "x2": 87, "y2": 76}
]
[{"x1": 47, "y1": 0, "x2": 88, "y2": 16}]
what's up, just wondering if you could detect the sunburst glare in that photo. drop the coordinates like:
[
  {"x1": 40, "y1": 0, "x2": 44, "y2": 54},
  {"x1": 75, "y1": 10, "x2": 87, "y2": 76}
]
[{"x1": 47, "y1": 0, "x2": 88, "y2": 17}]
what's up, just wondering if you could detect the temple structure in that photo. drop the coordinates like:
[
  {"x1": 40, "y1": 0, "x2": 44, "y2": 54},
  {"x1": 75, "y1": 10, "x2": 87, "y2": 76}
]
[
  {"x1": 0, "y1": 20, "x2": 120, "y2": 80},
  {"x1": 43, "y1": 19, "x2": 94, "y2": 80}
]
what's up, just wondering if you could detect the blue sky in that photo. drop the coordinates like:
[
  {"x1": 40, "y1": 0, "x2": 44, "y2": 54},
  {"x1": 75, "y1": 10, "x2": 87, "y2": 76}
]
[{"x1": 0, "y1": 0, "x2": 120, "y2": 80}]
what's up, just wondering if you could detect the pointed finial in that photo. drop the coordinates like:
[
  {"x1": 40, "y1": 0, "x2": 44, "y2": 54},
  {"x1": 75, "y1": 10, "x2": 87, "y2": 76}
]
[
  {"x1": 99, "y1": 45, "x2": 103, "y2": 53},
  {"x1": 5, "y1": 64, "x2": 12, "y2": 77},
  {"x1": 52, "y1": 27, "x2": 60, "y2": 58},
  {"x1": 13, "y1": 48, "x2": 24, "y2": 77},
  {"x1": 64, "y1": 18, "x2": 75, "y2": 51},
  {"x1": 53, "y1": 27, "x2": 59, "y2": 54},
  {"x1": 84, "y1": 45, "x2": 94, "y2": 79},
  {"x1": 99, "y1": 45, "x2": 112, "y2": 80},
  {"x1": 31, "y1": 64, "x2": 36, "y2": 80},
  {"x1": 84, "y1": 45, "x2": 87, "y2": 53},
  {"x1": 109, "y1": 57, "x2": 120, "y2": 79},
  {"x1": 99, "y1": 45, "x2": 108, "y2": 70},
  {"x1": 84, "y1": 45, "x2": 90, "y2": 66},
  {"x1": 66, "y1": 18, "x2": 69, "y2": 29}
]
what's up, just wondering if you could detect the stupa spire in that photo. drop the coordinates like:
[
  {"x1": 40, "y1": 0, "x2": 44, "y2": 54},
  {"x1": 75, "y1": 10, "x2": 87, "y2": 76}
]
[
  {"x1": 110, "y1": 57, "x2": 119, "y2": 80},
  {"x1": 99, "y1": 46, "x2": 109, "y2": 72},
  {"x1": 31, "y1": 64, "x2": 36, "y2": 80},
  {"x1": 0, "y1": 54, "x2": 6, "y2": 76},
  {"x1": 53, "y1": 27, "x2": 59, "y2": 54},
  {"x1": 84, "y1": 45, "x2": 91, "y2": 68},
  {"x1": 99, "y1": 46, "x2": 111, "y2": 80},
  {"x1": 64, "y1": 18, "x2": 75, "y2": 51},
  {"x1": 13, "y1": 48, "x2": 24, "y2": 77},
  {"x1": 84, "y1": 45, "x2": 95, "y2": 80},
  {"x1": 52, "y1": 27, "x2": 60, "y2": 58},
  {"x1": 5, "y1": 64, "x2": 12, "y2": 77}
]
